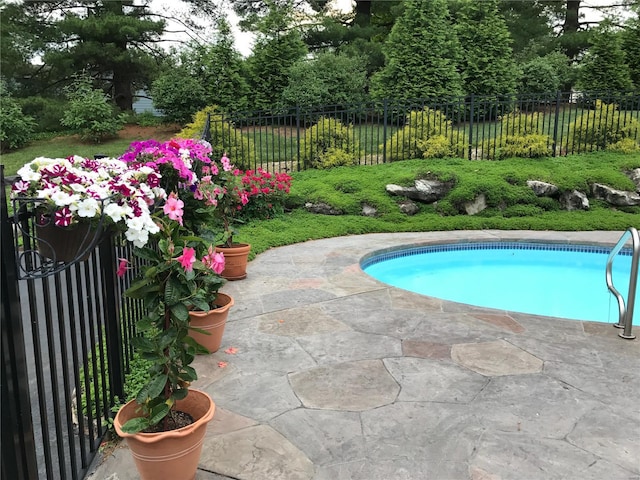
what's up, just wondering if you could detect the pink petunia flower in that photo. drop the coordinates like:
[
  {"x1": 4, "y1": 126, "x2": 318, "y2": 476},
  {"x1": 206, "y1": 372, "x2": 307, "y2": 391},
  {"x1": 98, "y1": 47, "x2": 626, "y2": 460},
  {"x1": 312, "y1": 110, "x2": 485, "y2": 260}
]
[
  {"x1": 176, "y1": 247, "x2": 196, "y2": 272},
  {"x1": 54, "y1": 207, "x2": 73, "y2": 227}
]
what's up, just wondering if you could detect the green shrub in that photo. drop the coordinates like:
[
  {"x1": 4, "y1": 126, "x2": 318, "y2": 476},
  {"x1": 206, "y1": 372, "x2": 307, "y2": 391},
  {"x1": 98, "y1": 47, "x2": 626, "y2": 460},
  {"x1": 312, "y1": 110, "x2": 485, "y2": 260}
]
[
  {"x1": 568, "y1": 100, "x2": 640, "y2": 151},
  {"x1": 498, "y1": 134, "x2": 550, "y2": 159},
  {"x1": 383, "y1": 107, "x2": 466, "y2": 161},
  {"x1": 300, "y1": 117, "x2": 361, "y2": 169},
  {"x1": 134, "y1": 111, "x2": 163, "y2": 127},
  {"x1": 177, "y1": 105, "x2": 255, "y2": 168},
  {"x1": 19, "y1": 96, "x2": 67, "y2": 133},
  {"x1": 608, "y1": 136, "x2": 640, "y2": 154},
  {"x1": 60, "y1": 78, "x2": 127, "y2": 143},
  {"x1": 150, "y1": 70, "x2": 206, "y2": 124},
  {"x1": 502, "y1": 204, "x2": 545, "y2": 217},
  {"x1": 0, "y1": 93, "x2": 36, "y2": 152}
]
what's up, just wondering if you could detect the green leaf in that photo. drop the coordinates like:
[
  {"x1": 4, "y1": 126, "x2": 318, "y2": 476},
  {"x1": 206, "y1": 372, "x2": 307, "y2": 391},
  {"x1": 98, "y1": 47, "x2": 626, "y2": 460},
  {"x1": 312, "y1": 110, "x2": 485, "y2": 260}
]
[
  {"x1": 158, "y1": 328, "x2": 178, "y2": 350},
  {"x1": 131, "y1": 336, "x2": 155, "y2": 353},
  {"x1": 164, "y1": 276, "x2": 181, "y2": 305},
  {"x1": 172, "y1": 388, "x2": 189, "y2": 401},
  {"x1": 134, "y1": 247, "x2": 161, "y2": 262},
  {"x1": 148, "y1": 403, "x2": 171, "y2": 426},
  {"x1": 171, "y1": 303, "x2": 190, "y2": 322},
  {"x1": 120, "y1": 416, "x2": 150, "y2": 434},
  {"x1": 182, "y1": 365, "x2": 197, "y2": 382}
]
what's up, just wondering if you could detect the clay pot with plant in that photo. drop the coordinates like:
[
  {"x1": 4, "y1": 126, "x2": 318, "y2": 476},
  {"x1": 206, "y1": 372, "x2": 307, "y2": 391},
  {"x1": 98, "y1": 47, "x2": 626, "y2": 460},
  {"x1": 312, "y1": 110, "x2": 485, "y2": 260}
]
[{"x1": 114, "y1": 212, "x2": 227, "y2": 480}]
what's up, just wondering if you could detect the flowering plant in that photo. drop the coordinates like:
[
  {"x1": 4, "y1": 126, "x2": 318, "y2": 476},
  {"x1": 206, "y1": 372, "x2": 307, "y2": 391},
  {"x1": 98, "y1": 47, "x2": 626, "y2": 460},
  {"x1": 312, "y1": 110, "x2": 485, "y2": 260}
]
[
  {"x1": 196, "y1": 155, "x2": 292, "y2": 247},
  {"x1": 120, "y1": 138, "x2": 217, "y2": 234},
  {"x1": 118, "y1": 191, "x2": 227, "y2": 434},
  {"x1": 11, "y1": 156, "x2": 163, "y2": 247}
]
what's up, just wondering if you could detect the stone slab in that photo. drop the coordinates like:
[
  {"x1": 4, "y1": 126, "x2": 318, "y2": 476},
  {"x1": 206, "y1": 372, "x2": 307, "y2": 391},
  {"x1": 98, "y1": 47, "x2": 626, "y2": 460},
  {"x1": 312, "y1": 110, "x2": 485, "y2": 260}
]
[
  {"x1": 296, "y1": 330, "x2": 402, "y2": 365},
  {"x1": 257, "y1": 306, "x2": 350, "y2": 337},
  {"x1": 289, "y1": 359, "x2": 399, "y2": 411},
  {"x1": 451, "y1": 340, "x2": 543, "y2": 376}
]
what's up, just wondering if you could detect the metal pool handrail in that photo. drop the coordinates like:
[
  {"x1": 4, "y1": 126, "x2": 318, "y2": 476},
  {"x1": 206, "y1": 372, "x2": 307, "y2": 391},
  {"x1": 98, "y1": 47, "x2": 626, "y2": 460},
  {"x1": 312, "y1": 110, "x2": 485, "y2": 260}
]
[{"x1": 605, "y1": 227, "x2": 639, "y2": 339}]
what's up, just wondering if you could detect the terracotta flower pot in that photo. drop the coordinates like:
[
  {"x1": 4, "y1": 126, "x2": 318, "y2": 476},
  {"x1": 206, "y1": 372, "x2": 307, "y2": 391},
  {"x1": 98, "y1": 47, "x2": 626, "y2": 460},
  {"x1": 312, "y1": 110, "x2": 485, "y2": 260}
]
[
  {"x1": 188, "y1": 293, "x2": 234, "y2": 353},
  {"x1": 215, "y1": 243, "x2": 251, "y2": 280},
  {"x1": 114, "y1": 389, "x2": 215, "y2": 480}
]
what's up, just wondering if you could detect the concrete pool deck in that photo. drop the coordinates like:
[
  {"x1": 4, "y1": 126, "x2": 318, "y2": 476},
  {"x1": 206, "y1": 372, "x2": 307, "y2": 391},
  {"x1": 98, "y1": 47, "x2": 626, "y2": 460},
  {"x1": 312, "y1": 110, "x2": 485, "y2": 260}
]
[{"x1": 87, "y1": 230, "x2": 640, "y2": 480}]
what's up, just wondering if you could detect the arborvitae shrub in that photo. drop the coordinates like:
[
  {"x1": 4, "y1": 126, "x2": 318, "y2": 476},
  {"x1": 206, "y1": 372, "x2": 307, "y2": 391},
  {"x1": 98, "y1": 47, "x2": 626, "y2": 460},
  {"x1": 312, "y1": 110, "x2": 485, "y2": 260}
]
[
  {"x1": 177, "y1": 105, "x2": 255, "y2": 168},
  {"x1": 568, "y1": 100, "x2": 640, "y2": 151},
  {"x1": 383, "y1": 107, "x2": 466, "y2": 161},
  {"x1": 300, "y1": 117, "x2": 361, "y2": 169}
]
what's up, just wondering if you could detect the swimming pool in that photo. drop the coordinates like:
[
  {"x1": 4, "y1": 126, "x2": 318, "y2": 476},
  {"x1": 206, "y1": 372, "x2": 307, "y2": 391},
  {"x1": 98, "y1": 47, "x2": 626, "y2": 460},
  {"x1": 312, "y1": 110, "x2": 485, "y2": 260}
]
[{"x1": 362, "y1": 242, "x2": 639, "y2": 326}]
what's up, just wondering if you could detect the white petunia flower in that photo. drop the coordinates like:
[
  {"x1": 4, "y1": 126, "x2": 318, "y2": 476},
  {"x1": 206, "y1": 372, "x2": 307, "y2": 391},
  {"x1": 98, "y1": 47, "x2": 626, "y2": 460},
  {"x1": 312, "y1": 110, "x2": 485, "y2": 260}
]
[{"x1": 77, "y1": 198, "x2": 100, "y2": 218}]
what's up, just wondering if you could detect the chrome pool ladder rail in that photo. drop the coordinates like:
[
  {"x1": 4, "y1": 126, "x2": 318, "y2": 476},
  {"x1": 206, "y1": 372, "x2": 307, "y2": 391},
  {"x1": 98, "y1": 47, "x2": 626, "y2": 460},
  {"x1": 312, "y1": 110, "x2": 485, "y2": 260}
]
[{"x1": 605, "y1": 227, "x2": 639, "y2": 339}]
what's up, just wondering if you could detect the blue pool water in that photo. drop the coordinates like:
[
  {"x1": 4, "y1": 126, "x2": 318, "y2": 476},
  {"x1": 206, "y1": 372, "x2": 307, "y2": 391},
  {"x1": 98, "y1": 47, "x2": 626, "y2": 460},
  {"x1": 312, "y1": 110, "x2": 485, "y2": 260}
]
[{"x1": 362, "y1": 242, "x2": 639, "y2": 325}]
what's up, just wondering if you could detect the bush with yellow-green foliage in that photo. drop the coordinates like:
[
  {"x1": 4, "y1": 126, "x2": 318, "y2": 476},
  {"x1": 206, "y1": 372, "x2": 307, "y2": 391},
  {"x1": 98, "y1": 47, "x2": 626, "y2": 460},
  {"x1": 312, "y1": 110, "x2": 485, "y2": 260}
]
[
  {"x1": 383, "y1": 107, "x2": 466, "y2": 161},
  {"x1": 568, "y1": 100, "x2": 640, "y2": 151},
  {"x1": 300, "y1": 117, "x2": 362, "y2": 169},
  {"x1": 177, "y1": 105, "x2": 255, "y2": 168},
  {"x1": 484, "y1": 111, "x2": 551, "y2": 159}
]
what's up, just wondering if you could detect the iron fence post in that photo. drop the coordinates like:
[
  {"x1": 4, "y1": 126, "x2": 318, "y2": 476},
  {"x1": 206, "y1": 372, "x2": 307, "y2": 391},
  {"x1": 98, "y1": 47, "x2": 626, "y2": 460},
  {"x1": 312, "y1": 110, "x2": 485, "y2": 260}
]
[
  {"x1": 468, "y1": 94, "x2": 475, "y2": 160},
  {"x1": 552, "y1": 90, "x2": 562, "y2": 156},
  {"x1": 1, "y1": 165, "x2": 39, "y2": 480},
  {"x1": 382, "y1": 99, "x2": 388, "y2": 163},
  {"x1": 100, "y1": 237, "x2": 125, "y2": 403},
  {"x1": 296, "y1": 105, "x2": 301, "y2": 171}
]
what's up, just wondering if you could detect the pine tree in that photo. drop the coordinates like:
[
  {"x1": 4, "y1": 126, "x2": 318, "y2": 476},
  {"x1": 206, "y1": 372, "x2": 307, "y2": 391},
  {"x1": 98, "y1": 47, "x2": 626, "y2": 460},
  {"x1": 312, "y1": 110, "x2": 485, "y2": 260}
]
[
  {"x1": 371, "y1": 0, "x2": 462, "y2": 101},
  {"x1": 455, "y1": 0, "x2": 518, "y2": 97},
  {"x1": 580, "y1": 21, "x2": 633, "y2": 92}
]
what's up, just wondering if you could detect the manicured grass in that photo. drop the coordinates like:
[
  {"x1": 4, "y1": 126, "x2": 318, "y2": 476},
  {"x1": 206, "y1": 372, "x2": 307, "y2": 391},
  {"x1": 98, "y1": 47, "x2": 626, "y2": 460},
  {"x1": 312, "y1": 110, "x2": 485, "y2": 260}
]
[
  {"x1": 234, "y1": 151, "x2": 640, "y2": 258},
  {"x1": 1, "y1": 124, "x2": 179, "y2": 177}
]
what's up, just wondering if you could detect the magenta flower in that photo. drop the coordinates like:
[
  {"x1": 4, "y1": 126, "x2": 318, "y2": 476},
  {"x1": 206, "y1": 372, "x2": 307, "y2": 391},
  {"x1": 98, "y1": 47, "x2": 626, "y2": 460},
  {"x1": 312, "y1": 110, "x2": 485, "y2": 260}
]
[
  {"x1": 163, "y1": 193, "x2": 184, "y2": 225},
  {"x1": 176, "y1": 247, "x2": 196, "y2": 272},
  {"x1": 116, "y1": 258, "x2": 129, "y2": 278},
  {"x1": 54, "y1": 207, "x2": 73, "y2": 227},
  {"x1": 11, "y1": 180, "x2": 30, "y2": 195}
]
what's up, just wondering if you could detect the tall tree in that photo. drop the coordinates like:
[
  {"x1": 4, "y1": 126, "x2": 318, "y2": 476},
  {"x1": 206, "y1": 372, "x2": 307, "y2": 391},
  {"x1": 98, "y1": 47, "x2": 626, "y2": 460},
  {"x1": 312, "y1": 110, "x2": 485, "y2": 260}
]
[
  {"x1": 371, "y1": 0, "x2": 462, "y2": 101},
  {"x1": 579, "y1": 20, "x2": 633, "y2": 92},
  {"x1": 455, "y1": 0, "x2": 518, "y2": 97},
  {"x1": 182, "y1": 18, "x2": 250, "y2": 112},
  {"x1": 245, "y1": 1, "x2": 307, "y2": 111},
  {"x1": 6, "y1": 0, "x2": 220, "y2": 110}
]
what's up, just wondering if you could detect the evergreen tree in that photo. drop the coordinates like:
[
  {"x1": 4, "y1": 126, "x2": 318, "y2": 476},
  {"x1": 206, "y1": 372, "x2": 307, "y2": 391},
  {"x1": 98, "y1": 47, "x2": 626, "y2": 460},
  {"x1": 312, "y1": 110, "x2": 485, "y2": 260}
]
[
  {"x1": 579, "y1": 21, "x2": 633, "y2": 92},
  {"x1": 370, "y1": 0, "x2": 462, "y2": 101},
  {"x1": 455, "y1": 0, "x2": 518, "y2": 97},
  {"x1": 622, "y1": 8, "x2": 640, "y2": 88},
  {"x1": 184, "y1": 18, "x2": 250, "y2": 113},
  {"x1": 246, "y1": 2, "x2": 307, "y2": 111},
  {"x1": 280, "y1": 53, "x2": 369, "y2": 111}
]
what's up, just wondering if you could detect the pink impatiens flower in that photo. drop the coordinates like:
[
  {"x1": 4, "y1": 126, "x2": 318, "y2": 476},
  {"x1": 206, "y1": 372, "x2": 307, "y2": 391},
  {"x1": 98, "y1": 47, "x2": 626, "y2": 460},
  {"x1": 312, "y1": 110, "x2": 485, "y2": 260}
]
[
  {"x1": 163, "y1": 193, "x2": 184, "y2": 226},
  {"x1": 176, "y1": 247, "x2": 196, "y2": 272}
]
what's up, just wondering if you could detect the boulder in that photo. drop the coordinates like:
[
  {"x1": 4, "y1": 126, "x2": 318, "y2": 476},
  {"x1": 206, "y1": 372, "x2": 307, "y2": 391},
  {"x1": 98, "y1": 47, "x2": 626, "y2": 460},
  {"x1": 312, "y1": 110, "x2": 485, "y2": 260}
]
[
  {"x1": 464, "y1": 193, "x2": 487, "y2": 215},
  {"x1": 627, "y1": 168, "x2": 640, "y2": 193},
  {"x1": 591, "y1": 183, "x2": 640, "y2": 206},
  {"x1": 527, "y1": 180, "x2": 559, "y2": 197},
  {"x1": 386, "y1": 179, "x2": 452, "y2": 203},
  {"x1": 362, "y1": 204, "x2": 377, "y2": 217},
  {"x1": 398, "y1": 200, "x2": 419, "y2": 216},
  {"x1": 304, "y1": 202, "x2": 342, "y2": 215},
  {"x1": 559, "y1": 190, "x2": 589, "y2": 211}
]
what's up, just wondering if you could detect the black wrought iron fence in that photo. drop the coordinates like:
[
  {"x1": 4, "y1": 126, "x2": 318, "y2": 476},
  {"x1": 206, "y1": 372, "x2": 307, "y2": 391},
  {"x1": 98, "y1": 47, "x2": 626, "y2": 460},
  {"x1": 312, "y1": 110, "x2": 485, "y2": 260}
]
[
  {"x1": 1, "y1": 165, "x2": 142, "y2": 480},
  {"x1": 202, "y1": 91, "x2": 640, "y2": 172}
]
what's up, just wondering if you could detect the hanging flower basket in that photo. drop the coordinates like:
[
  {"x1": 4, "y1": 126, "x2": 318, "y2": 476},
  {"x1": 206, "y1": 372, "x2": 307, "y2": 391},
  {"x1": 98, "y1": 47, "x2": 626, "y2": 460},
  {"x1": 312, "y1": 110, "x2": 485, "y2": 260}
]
[{"x1": 36, "y1": 221, "x2": 103, "y2": 263}]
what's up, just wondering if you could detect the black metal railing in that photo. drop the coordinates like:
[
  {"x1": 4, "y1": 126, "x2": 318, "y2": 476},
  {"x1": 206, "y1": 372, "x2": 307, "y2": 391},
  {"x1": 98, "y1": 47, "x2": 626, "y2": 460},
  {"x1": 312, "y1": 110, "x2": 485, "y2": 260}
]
[
  {"x1": 1, "y1": 165, "x2": 142, "y2": 480},
  {"x1": 202, "y1": 90, "x2": 640, "y2": 172}
]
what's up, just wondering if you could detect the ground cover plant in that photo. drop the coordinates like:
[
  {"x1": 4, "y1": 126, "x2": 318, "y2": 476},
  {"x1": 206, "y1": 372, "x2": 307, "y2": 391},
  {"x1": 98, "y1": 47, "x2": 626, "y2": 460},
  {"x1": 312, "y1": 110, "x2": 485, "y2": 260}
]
[{"x1": 236, "y1": 151, "x2": 640, "y2": 258}]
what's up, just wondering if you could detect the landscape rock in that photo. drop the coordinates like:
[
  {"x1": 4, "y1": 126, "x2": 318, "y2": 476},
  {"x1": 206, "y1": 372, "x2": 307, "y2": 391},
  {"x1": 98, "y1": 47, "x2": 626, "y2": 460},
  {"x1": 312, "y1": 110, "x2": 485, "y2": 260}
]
[
  {"x1": 361, "y1": 204, "x2": 377, "y2": 217},
  {"x1": 464, "y1": 194, "x2": 487, "y2": 215},
  {"x1": 527, "y1": 180, "x2": 559, "y2": 197},
  {"x1": 628, "y1": 168, "x2": 640, "y2": 192},
  {"x1": 591, "y1": 183, "x2": 640, "y2": 206},
  {"x1": 386, "y1": 179, "x2": 452, "y2": 203},
  {"x1": 559, "y1": 190, "x2": 589, "y2": 211},
  {"x1": 398, "y1": 200, "x2": 419, "y2": 216},
  {"x1": 304, "y1": 202, "x2": 342, "y2": 215}
]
